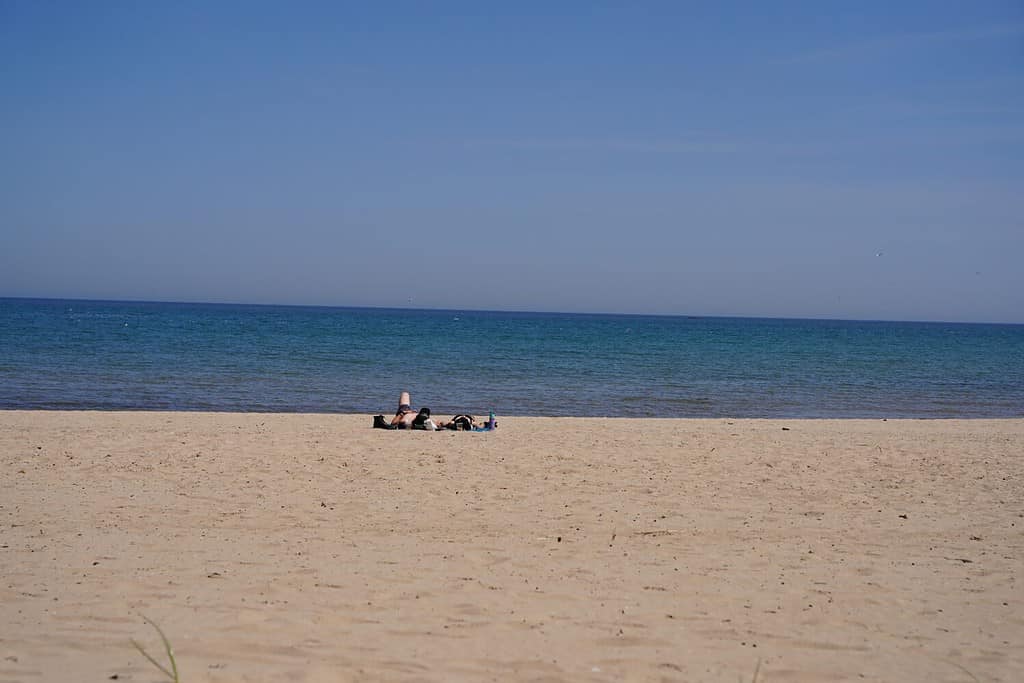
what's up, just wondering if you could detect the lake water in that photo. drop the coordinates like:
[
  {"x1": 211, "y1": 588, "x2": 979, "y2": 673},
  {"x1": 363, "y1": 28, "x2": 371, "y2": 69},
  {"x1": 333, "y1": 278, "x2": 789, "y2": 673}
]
[{"x1": 2, "y1": 298, "x2": 1022, "y2": 418}]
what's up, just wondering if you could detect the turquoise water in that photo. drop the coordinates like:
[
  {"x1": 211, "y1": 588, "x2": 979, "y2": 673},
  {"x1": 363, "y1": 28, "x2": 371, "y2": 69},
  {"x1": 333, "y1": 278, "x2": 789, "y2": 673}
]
[{"x1": 1, "y1": 298, "x2": 1022, "y2": 417}]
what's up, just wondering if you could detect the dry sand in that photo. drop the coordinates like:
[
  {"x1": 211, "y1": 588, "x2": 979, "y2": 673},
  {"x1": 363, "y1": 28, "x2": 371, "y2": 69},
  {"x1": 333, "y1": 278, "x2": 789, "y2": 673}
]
[{"x1": 1, "y1": 411, "x2": 1021, "y2": 682}]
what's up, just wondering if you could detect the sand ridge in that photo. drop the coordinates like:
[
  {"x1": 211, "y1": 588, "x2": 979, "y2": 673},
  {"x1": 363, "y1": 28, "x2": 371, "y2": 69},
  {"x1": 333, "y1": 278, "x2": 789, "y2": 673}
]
[{"x1": 1, "y1": 412, "x2": 1021, "y2": 682}]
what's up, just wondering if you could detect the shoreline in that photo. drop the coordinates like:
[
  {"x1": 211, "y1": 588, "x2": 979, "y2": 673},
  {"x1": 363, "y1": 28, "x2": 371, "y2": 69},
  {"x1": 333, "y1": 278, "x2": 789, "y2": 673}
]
[
  {"x1": 3, "y1": 412, "x2": 1021, "y2": 681},
  {"x1": 3, "y1": 408, "x2": 1024, "y2": 420}
]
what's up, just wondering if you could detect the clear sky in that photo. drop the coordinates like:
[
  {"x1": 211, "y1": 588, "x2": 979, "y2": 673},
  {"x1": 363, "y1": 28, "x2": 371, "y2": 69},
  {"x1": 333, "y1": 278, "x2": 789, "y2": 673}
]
[{"x1": 2, "y1": 1, "x2": 1022, "y2": 323}]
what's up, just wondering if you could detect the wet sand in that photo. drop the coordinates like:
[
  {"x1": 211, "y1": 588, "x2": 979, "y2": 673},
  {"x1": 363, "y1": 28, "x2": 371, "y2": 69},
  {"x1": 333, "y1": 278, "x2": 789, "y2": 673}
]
[{"x1": 1, "y1": 411, "x2": 1021, "y2": 682}]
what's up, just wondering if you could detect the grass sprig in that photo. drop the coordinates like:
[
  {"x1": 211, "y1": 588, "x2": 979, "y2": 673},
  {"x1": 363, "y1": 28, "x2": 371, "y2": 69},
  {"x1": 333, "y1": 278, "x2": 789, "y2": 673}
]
[{"x1": 130, "y1": 615, "x2": 180, "y2": 683}]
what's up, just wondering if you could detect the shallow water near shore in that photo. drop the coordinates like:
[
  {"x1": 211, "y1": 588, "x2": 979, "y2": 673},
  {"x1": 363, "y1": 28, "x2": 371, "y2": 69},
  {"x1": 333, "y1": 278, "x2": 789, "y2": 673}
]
[{"x1": 2, "y1": 297, "x2": 1022, "y2": 417}]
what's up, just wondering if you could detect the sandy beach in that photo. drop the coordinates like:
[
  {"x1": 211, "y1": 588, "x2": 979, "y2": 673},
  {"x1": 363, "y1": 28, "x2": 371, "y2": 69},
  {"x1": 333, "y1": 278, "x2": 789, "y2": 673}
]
[{"x1": 1, "y1": 411, "x2": 1021, "y2": 682}]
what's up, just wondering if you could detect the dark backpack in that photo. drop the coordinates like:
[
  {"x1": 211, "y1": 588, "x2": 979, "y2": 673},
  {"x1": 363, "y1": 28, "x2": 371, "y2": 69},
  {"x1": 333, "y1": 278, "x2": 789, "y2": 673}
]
[
  {"x1": 372, "y1": 414, "x2": 396, "y2": 429},
  {"x1": 446, "y1": 414, "x2": 475, "y2": 431},
  {"x1": 410, "y1": 408, "x2": 432, "y2": 429}
]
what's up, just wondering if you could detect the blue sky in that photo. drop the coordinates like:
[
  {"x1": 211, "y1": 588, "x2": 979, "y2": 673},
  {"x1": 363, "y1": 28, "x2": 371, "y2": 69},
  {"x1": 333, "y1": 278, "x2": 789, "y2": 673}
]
[{"x1": 2, "y1": 1, "x2": 1022, "y2": 322}]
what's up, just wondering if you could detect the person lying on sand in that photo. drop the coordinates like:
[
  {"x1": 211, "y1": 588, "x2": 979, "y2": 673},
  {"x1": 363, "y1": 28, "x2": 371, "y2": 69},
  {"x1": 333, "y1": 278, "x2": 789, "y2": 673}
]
[
  {"x1": 390, "y1": 391, "x2": 432, "y2": 429},
  {"x1": 391, "y1": 391, "x2": 415, "y2": 427},
  {"x1": 373, "y1": 392, "x2": 493, "y2": 431}
]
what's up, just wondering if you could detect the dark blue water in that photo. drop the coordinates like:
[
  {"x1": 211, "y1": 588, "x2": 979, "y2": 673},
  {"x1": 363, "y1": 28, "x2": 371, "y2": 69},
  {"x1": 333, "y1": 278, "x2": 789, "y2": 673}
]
[{"x1": 2, "y1": 298, "x2": 1022, "y2": 417}]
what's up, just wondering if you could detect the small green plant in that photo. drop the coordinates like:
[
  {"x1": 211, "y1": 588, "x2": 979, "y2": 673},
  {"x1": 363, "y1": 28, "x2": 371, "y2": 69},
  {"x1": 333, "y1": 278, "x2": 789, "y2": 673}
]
[{"x1": 131, "y1": 615, "x2": 180, "y2": 683}]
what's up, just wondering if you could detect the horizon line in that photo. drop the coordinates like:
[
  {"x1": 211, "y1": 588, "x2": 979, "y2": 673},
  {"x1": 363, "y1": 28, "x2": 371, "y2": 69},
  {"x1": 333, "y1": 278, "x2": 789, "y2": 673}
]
[{"x1": 2, "y1": 295, "x2": 1021, "y2": 328}]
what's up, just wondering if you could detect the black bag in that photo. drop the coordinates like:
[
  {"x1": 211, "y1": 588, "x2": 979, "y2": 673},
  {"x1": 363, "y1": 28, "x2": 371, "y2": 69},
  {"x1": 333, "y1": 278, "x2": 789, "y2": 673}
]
[
  {"x1": 410, "y1": 408, "x2": 432, "y2": 429},
  {"x1": 372, "y1": 414, "x2": 396, "y2": 430},
  {"x1": 446, "y1": 414, "x2": 475, "y2": 431}
]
